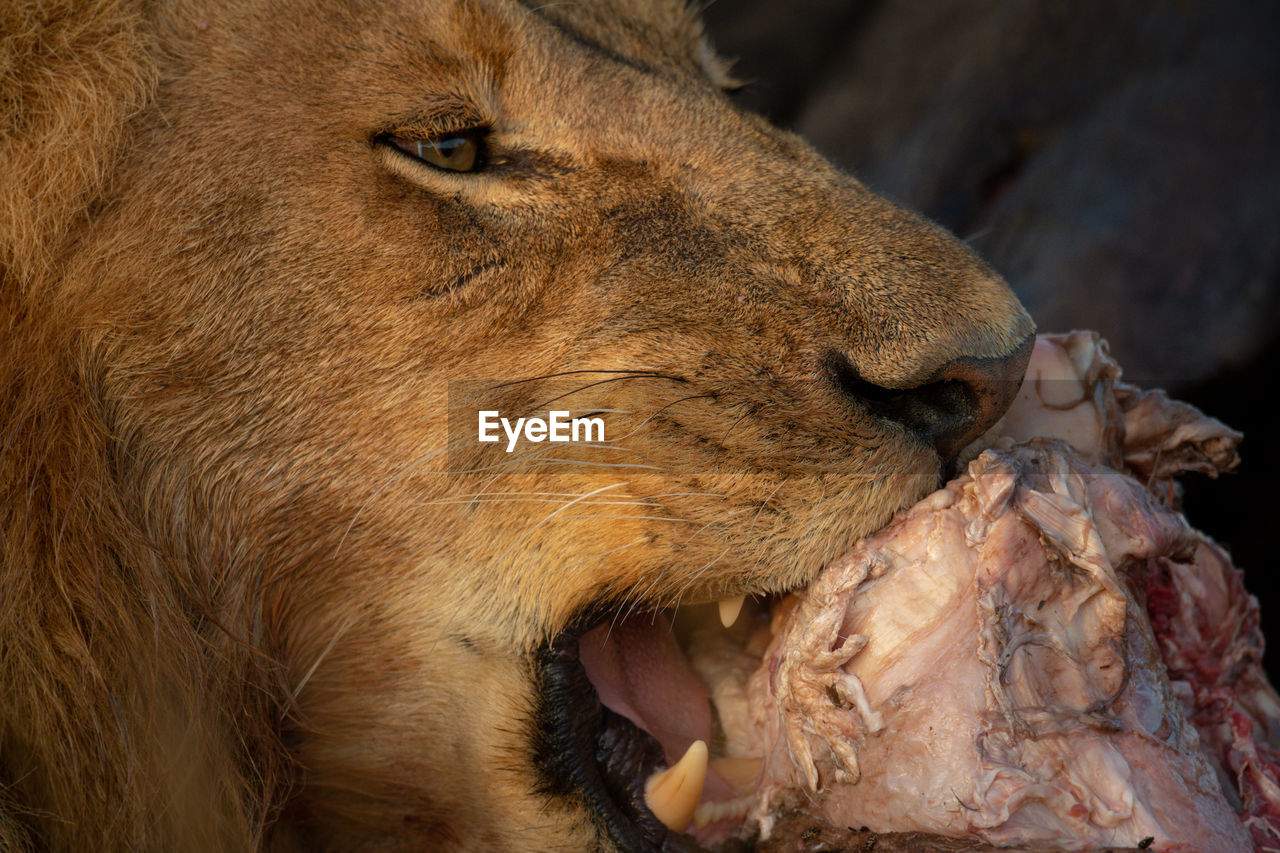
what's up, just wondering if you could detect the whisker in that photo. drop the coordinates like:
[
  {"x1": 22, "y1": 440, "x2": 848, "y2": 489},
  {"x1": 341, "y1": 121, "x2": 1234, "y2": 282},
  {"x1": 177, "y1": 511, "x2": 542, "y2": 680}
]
[
  {"x1": 438, "y1": 442, "x2": 629, "y2": 539},
  {"x1": 338, "y1": 434, "x2": 578, "y2": 552},
  {"x1": 418, "y1": 496, "x2": 662, "y2": 505},
  {"x1": 488, "y1": 482, "x2": 627, "y2": 569},
  {"x1": 491, "y1": 369, "x2": 685, "y2": 389},
  {"x1": 677, "y1": 545, "x2": 733, "y2": 598},
  {"x1": 448, "y1": 456, "x2": 663, "y2": 474},
  {"x1": 634, "y1": 491, "x2": 730, "y2": 501},
  {"x1": 409, "y1": 498, "x2": 665, "y2": 509},
  {"x1": 359, "y1": 441, "x2": 573, "y2": 550},
  {"x1": 744, "y1": 476, "x2": 789, "y2": 537},
  {"x1": 530, "y1": 373, "x2": 690, "y2": 410},
  {"x1": 718, "y1": 400, "x2": 755, "y2": 447},
  {"x1": 525, "y1": 1, "x2": 582, "y2": 15},
  {"x1": 676, "y1": 505, "x2": 753, "y2": 550},
  {"x1": 557, "y1": 514, "x2": 695, "y2": 523},
  {"x1": 604, "y1": 394, "x2": 716, "y2": 442},
  {"x1": 661, "y1": 506, "x2": 757, "y2": 609},
  {"x1": 550, "y1": 537, "x2": 649, "y2": 576},
  {"x1": 281, "y1": 614, "x2": 354, "y2": 719},
  {"x1": 539, "y1": 441, "x2": 629, "y2": 452},
  {"x1": 461, "y1": 490, "x2": 639, "y2": 497},
  {"x1": 447, "y1": 371, "x2": 685, "y2": 411},
  {"x1": 334, "y1": 436, "x2": 476, "y2": 557},
  {"x1": 610, "y1": 572, "x2": 670, "y2": 638},
  {"x1": 426, "y1": 482, "x2": 631, "y2": 656}
]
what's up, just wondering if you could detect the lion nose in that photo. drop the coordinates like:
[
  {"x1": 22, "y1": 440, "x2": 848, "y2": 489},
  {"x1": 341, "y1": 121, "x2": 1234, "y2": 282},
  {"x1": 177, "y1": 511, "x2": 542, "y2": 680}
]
[{"x1": 828, "y1": 333, "x2": 1035, "y2": 462}]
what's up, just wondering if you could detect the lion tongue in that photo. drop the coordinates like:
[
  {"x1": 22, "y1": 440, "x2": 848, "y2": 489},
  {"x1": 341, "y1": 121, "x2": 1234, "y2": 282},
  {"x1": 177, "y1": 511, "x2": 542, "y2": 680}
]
[{"x1": 579, "y1": 613, "x2": 712, "y2": 765}]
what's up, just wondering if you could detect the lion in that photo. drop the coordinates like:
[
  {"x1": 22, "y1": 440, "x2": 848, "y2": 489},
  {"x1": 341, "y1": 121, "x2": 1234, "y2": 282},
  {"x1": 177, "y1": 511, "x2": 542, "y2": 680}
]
[{"x1": 0, "y1": 0, "x2": 1034, "y2": 850}]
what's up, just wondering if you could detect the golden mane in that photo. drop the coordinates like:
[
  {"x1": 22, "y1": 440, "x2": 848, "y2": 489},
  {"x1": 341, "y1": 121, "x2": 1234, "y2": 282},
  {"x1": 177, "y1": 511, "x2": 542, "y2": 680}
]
[{"x1": 2, "y1": 4, "x2": 278, "y2": 848}]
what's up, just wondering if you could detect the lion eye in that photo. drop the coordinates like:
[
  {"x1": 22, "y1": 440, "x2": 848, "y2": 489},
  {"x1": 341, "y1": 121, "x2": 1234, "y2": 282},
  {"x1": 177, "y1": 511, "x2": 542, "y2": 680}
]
[{"x1": 386, "y1": 131, "x2": 483, "y2": 173}]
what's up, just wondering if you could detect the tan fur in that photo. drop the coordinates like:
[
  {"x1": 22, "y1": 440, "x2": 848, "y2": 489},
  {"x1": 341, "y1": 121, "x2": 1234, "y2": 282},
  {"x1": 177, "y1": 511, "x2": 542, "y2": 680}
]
[{"x1": 1, "y1": 0, "x2": 1033, "y2": 850}]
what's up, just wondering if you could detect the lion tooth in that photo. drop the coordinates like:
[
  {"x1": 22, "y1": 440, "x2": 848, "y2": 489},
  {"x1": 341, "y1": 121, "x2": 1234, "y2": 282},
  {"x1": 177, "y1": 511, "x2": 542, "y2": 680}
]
[
  {"x1": 718, "y1": 594, "x2": 746, "y2": 628},
  {"x1": 692, "y1": 794, "x2": 752, "y2": 828},
  {"x1": 643, "y1": 740, "x2": 708, "y2": 831}
]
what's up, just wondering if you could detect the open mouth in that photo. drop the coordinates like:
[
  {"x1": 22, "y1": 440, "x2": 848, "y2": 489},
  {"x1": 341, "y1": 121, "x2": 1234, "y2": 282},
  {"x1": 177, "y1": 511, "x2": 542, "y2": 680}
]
[{"x1": 535, "y1": 595, "x2": 790, "y2": 852}]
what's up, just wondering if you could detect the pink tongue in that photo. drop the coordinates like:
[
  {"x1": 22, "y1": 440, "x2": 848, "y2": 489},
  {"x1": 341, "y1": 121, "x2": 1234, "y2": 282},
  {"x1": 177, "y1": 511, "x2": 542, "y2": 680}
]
[{"x1": 579, "y1": 613, "x2": 712, "y2": 765}]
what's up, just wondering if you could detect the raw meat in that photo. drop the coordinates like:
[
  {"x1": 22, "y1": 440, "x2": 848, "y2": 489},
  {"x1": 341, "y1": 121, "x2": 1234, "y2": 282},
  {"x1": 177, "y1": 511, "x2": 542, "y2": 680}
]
[{"x1": 743, "y1": 333, "x2": 1277, "y2": 852}]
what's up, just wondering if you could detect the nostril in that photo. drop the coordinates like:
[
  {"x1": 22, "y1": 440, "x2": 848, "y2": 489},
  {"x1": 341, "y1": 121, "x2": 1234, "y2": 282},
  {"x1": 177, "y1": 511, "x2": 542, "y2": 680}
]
[
  {"x1": 827, "y1": 354, "x2": 977, "y2": 456},
  {"x1": 826, "y1": 334, "x2": 1034, "y2": 463}
]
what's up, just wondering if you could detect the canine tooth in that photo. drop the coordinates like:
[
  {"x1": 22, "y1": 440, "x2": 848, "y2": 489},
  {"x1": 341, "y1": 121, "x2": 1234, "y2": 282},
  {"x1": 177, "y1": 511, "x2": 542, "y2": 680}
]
[
  {"x1": 718, "y1": 594, "x2": 746, "y2": 628},
  {"x1": 644, "y1": 740, "x2": 708, "y2": 831}
]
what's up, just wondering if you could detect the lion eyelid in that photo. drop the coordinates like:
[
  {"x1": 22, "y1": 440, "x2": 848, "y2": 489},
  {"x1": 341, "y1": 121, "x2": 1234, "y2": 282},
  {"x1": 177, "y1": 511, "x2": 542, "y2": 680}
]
[{"x1": 380, "y1": 128, "x2": 486, "y2": 174}]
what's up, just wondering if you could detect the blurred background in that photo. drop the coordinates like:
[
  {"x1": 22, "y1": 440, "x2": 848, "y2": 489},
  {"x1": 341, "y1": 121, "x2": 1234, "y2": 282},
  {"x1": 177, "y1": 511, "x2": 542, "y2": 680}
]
[{"x1": 700, "y1": 0, "x2": 1280, "y2": 673}]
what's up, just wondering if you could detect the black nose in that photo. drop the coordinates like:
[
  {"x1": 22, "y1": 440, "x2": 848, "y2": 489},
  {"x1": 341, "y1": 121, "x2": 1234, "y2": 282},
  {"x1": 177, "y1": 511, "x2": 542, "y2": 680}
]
[{"x1": 828, "y1": 334, "x2": 1035, "y2": 463}]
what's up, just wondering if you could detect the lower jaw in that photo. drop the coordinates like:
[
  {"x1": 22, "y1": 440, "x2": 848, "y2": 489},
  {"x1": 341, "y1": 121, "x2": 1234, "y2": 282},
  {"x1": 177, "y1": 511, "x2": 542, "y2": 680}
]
[
  {"x1": 536, "y1": 596, "x2": 783, "y2": 852},
  {"x1": 535, "y1": 628, "x2": 671, "y2": 851}
]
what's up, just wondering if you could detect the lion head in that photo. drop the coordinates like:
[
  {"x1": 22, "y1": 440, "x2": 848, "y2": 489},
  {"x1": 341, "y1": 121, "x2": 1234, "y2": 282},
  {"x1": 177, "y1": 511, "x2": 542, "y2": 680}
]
[{"x1": 1, "y1": 0, "x2": 1032, "y2": 849}]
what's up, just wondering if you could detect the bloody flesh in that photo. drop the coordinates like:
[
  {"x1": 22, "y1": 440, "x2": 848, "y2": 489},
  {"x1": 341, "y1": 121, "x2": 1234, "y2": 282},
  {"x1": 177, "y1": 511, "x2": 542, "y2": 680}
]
[{"x1": 734, "y1": 333, "x2": 1277, "y2": 851}]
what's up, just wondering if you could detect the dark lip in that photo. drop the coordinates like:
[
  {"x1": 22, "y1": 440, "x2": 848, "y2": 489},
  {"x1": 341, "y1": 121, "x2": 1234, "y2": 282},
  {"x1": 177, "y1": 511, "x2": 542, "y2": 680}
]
[
  {"x1": 533, "y1": 623, "x2": 671, "y2": 852},
  {"x1": 532, "y1": 616, "x2": 750, "y2": 853}
]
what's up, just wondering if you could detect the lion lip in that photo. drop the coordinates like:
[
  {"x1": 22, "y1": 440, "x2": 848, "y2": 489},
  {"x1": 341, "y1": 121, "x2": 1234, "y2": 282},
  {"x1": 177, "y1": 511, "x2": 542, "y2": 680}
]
[{"x1": 536, "y1": 626, "x2": 673, "y2": 851}]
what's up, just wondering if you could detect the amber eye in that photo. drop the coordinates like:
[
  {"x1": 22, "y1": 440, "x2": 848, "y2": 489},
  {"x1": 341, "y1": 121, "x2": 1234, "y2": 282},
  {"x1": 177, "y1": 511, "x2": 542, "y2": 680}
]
[{"x1": 385, "y1": 131, "x2": 483, "y2": 173}]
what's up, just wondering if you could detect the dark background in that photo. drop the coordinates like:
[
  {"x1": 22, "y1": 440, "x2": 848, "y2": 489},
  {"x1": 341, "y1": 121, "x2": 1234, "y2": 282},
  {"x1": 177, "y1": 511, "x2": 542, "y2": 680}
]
[{"x1": 700, "y1": 0, "x2": 1280, "y2": 674}]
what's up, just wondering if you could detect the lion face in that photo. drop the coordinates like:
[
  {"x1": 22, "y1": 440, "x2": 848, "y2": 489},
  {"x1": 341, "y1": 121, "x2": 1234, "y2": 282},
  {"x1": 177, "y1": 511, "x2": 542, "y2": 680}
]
[{"x1": 50, "y1": 0, "x2": 1031, "y2": 848}]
